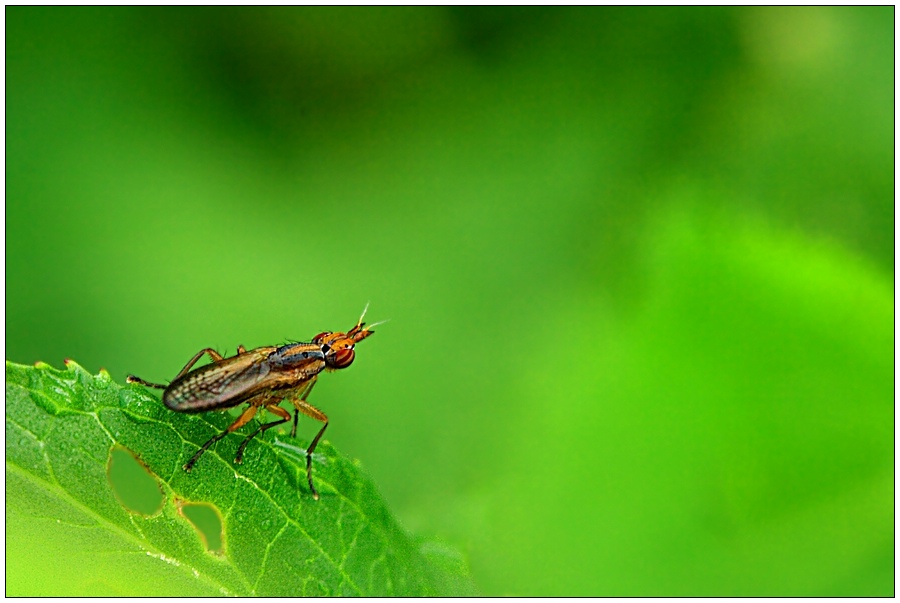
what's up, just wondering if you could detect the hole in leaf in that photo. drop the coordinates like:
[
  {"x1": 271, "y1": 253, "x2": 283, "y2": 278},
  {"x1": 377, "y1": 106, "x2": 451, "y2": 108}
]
[
  {"x1": 107, "y1": 446, "x2": 164, "y2": 516},
  {"x1": 178, "y1": 501, "x2": 225, "y2": 554}
]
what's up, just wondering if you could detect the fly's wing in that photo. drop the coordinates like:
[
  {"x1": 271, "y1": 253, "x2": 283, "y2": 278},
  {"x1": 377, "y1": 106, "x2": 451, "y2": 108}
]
[{"x1": 162, "y1": 347, "x2": 278, "y2": 413}]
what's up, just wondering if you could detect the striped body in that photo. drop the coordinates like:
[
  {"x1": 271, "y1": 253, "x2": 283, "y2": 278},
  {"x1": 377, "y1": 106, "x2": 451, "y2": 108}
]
[{"x1": 163, "y1": 344, "x2": 326, "y2": 413}]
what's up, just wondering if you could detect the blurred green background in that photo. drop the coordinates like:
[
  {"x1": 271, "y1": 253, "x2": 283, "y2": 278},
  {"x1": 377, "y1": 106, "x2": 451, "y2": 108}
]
[{"x1": 6, "y1": 6, "x2": 893, "y2": 596}]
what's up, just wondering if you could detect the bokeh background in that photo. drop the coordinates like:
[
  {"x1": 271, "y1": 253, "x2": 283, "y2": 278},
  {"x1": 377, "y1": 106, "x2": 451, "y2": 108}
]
[{"x1": 6, "y1": 6, "x2": 894, "y2": 596}]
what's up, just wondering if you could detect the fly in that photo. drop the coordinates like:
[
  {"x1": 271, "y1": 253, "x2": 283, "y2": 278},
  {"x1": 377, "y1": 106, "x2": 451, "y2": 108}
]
[{"x1": 127, "y1": 306, "x2": 383, "y2": 500}]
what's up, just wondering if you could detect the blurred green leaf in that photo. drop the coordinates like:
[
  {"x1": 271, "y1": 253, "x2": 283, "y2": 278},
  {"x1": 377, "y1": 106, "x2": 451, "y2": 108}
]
[
  {"x1": 464, "y1": 207, "x2": 894, "y2": 596},
  {"x1": 5, "y1": 360, "x2": 475, "y2": 596},
  {"x1": 5, "y1": 7, "x2": 892, "y2": 596}
]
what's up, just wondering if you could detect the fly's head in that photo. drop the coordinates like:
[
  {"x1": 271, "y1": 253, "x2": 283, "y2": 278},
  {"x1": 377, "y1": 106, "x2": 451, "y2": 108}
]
[{"x1": 313, "y1": 306, "x2": 386, "y2": 371}]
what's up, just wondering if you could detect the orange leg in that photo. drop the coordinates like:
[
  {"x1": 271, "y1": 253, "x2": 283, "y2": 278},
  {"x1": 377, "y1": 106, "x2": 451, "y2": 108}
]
[
  {"x1": 173, "y1": 348, "x2": 225, "y2": 380},
  {"x1": 128, "y1": 347, "x2": 225, "y2": 390}
]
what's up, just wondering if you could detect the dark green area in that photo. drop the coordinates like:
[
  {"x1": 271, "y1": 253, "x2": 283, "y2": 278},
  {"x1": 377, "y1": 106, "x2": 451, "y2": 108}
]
[{"x1": 6, "y1": 7, "x2": 893, "y2": 595}]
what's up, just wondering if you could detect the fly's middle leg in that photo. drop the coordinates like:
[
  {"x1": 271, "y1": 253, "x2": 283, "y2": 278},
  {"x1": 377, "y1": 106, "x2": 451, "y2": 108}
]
[
  {"x1": 234, "y1": 404, "x2": 291, "y2": 464},
  {"x1": 183, "y1": 404, "x2": 259, "y2": 472}
]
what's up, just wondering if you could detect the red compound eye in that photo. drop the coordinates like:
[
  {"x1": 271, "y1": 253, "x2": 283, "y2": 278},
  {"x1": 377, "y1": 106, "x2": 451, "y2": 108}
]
[{"x1": 332, "y1": 348, "x2": 355, "y2": 368}]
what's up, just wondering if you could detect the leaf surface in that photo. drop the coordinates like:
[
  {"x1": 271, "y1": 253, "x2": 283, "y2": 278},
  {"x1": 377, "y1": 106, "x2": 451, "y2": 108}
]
[{"x1": 6, "y1": 360, "x2": 474, "y2": 596}]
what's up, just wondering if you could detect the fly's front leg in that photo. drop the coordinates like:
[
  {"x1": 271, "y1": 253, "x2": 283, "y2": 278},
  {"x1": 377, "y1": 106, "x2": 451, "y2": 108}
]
[
  {"x1": 127, "y1": 347, "x2": 225, "y2": 389},
  {"x1": 290, "y1": 396, "x2": 329, "y2": 500},
  {"x1": 290, "y1": 376, "x2": 318, "y2": 438}
]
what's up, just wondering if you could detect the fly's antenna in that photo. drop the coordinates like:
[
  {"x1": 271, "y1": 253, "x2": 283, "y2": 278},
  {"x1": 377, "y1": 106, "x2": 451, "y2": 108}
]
[
  {"x1": 350, "y1": 317, "x2": 388, "y2": 341},
  {"x1": 357, "y1": 301, "x2": 370, "y2": 327},
  {"x1": 364, "y1": 318, "x2": 390, "y2": 332}
]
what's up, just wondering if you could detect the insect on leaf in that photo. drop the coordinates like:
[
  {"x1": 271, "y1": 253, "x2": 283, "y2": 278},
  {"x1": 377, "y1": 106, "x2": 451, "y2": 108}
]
[{"x1": 5, "y1": 360, "x2": 476, "y2": 596}]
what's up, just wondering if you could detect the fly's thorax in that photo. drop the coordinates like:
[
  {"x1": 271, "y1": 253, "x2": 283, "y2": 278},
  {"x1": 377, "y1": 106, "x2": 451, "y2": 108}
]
[{"x1": 268, "y1": 343, "x2": 326, "y2": 370}]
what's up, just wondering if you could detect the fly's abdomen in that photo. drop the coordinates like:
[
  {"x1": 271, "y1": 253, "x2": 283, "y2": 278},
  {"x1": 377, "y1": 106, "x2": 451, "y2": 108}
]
[{"x1": 163, "y1": 360, "x2": 271, "y2": 413}]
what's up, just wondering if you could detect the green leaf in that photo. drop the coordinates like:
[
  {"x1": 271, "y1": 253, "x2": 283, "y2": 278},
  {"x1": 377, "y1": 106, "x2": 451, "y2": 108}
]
[{"x1": 6, "y1": 360, "x2": 476, "y2": 596}]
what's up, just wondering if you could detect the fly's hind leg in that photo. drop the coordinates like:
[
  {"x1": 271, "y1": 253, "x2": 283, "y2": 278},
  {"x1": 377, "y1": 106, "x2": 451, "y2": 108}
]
[
  {"x1": 172, "y1": 348, "x2": 225, "y2": 380},
  {"x1": 184, "y1": 404, "x2": 259, "y2": 472},
  {"x1": 126, "y1": 375, "x2": 167, "y2": 389},
  {"x1": 234, "y1": 403, "x2": 291, "y2": 464},
  {"x1": 127, "y1": 347, "x2": 225, "y2": 389}
]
